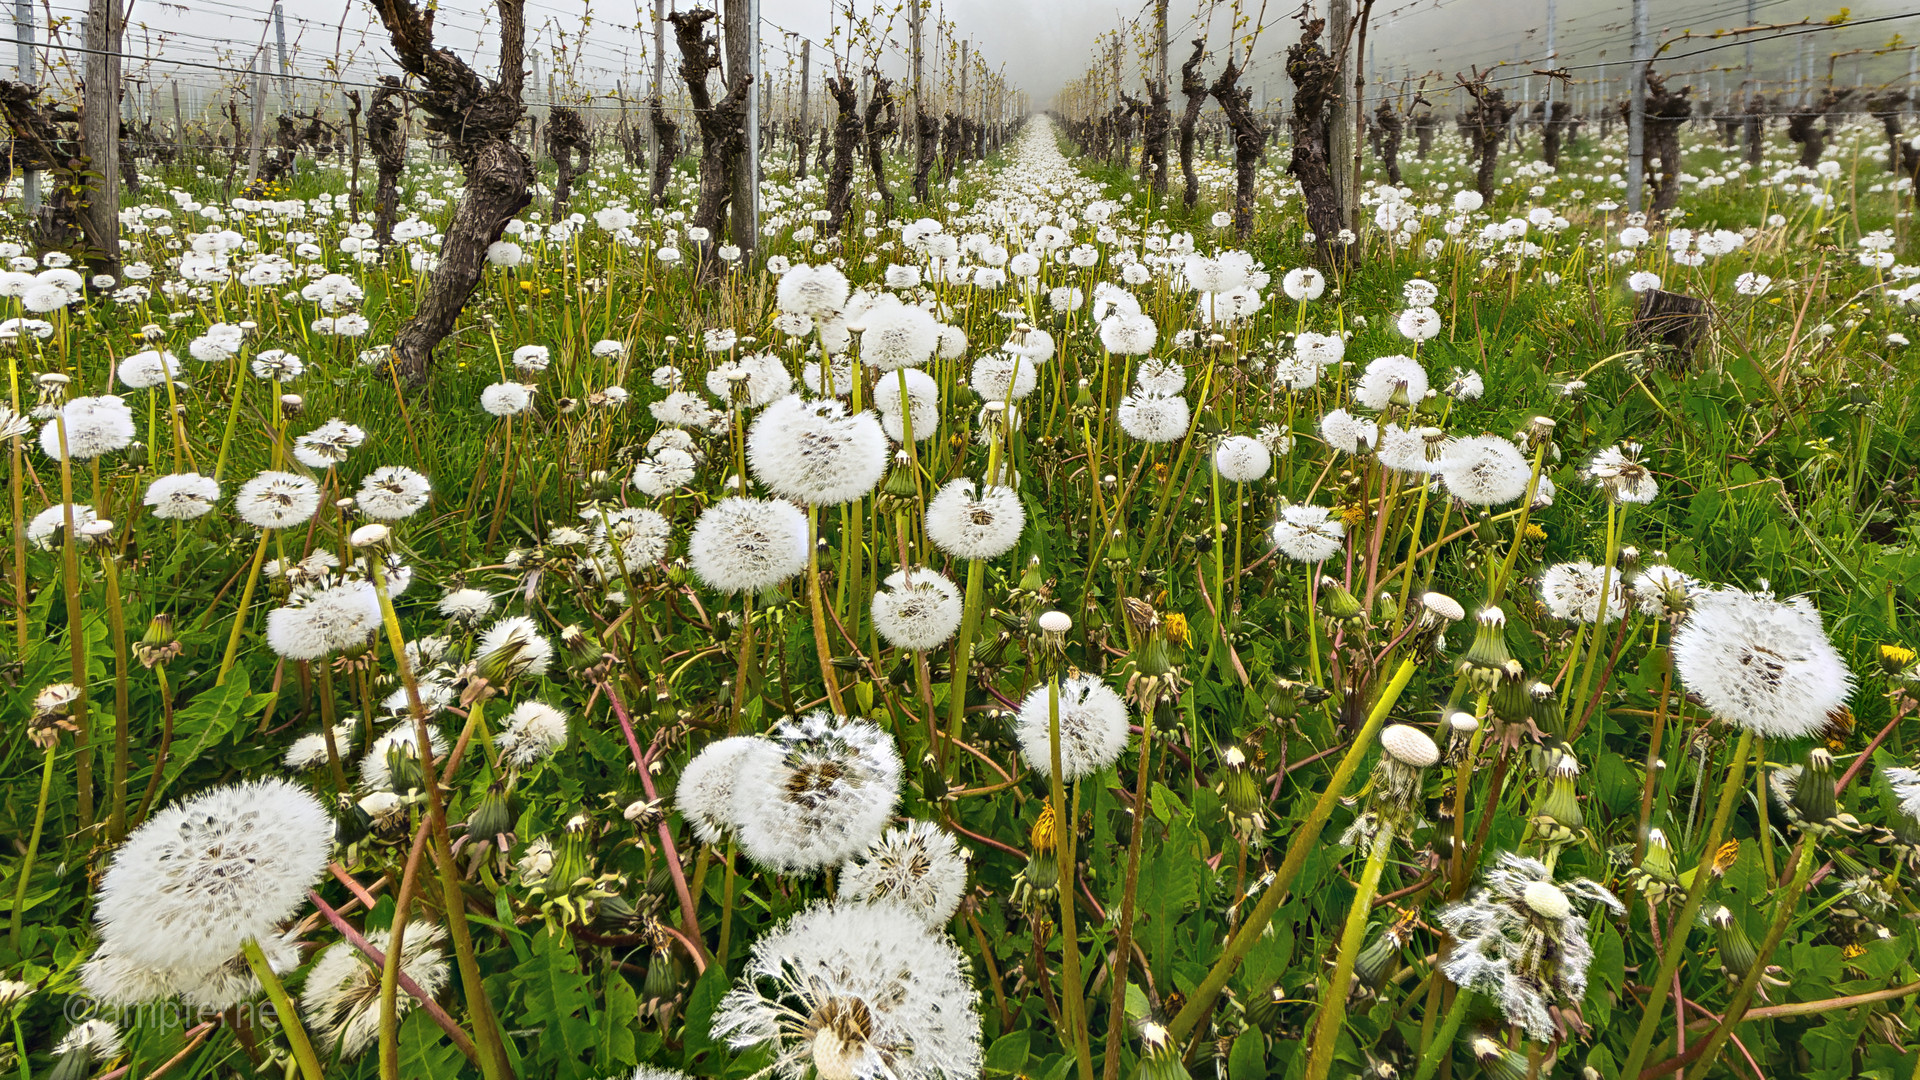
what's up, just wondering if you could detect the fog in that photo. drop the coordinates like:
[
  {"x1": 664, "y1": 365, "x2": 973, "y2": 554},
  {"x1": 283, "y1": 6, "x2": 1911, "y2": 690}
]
[{"x1": 20, "y1": 0, "x2": 1919, "y2": 115}]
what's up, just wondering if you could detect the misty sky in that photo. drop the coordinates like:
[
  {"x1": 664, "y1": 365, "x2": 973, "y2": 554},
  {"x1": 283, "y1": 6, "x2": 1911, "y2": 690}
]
[{"x1": 16, "y1": 0, "x2": 1919, "y2": 115}]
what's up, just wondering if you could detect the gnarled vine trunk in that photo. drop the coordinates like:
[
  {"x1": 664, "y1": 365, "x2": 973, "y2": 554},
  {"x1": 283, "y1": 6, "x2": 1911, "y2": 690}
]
[
  {"x1": 670, "y1": 8, "x2": 751, "y2": 276},
  {"x1": 1283, "y1": 21, "x2": 1345, "y2": 268},
  {"x1": 1644, "y1": 74, "x2": 1691, "y2": 217},
  {"x1": 1374, "y1": 100, "x2": 1402, "y2": 186},
  {"x1": 1177, "y1": 39, "x2": 1207, "y2": 209},
  {"x1": 1462, "y1": 78, "x2": 1517, "y2": 203},
  {"x1": 372, "y1": 0, "x2": 534, "y2": 387},
  {"x1": 864, "y1": 78, "x2": 899, "y2": 221},
  {"x1": 546, "y1": 106, "x2": 591, "y2": 215},
  {"x1": 823, "y1": 75, "x2": 860, "y2": 236},
  {"x1": 368, "y1": 77, "x2": 408, "y2": 248},
  {"x1": 649, "y1": 98, "x2": 678, "y2": 208},
  {"x1": 1209, "y1": 56, "x2": 1265, "y2": 243}
]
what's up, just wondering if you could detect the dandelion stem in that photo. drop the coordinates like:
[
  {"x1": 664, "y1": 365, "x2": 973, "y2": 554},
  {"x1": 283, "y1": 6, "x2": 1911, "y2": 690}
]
[
  {"x1": 1049, "y1": 673, "x2": 1095, "y2": 1080},
  {"x1": 1099, "y1": 723, "x2": 1155, "y2": 1080},
  {"x1": 7, "y1": 741, "x2": 56, "y2": 952},
  {"x1": 55, "y1": 415, "x2": 93, "y2": 829},
  {"x1": 1304, "y1": 824, "x2": 1395, "y2": 1080},
  {"x1": 101, "y1": 546, "x2": 131, "y2": 842},
  {"x1": 1487, "y1": 441, "x2": 1549, "y2": 604},
  {"x1": 243, "y1": 936, "x2": 327, "y2": 1080},
  {"x1": 1411, "y1": 987, "x2": 1472, "y2": 1080},
  {"x1": 807, "y1": 505, "x2": 848, "y2": 715},
  {"x1": 1167, "y1": 655, "x2": 1418, "y2": 1046},
  {"x1": 367, "y1": 555, "x2": 515, "y2": 1080},
  {"x1": 216, "y1": 528, "x2": 273, "y2": 687},
  {"x1": 1617, "y1": 727, "x2": 1756, "y2": 1080}
]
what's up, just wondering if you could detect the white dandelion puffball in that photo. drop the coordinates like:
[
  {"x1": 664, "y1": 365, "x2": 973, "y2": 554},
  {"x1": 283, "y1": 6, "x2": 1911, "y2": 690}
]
[
  {"x1": 859, "y1": 300, "x2": 941, "y2": 371},
  {"x1": 1671, "y1": 587, "x2": 1855, "y2": 739},
  {"x1": 969, "y1": 353, "x2": 1039, "y2": 403},
  {"x1": 356, "y1": 466, "x2": 431, "y2": 521},
  {"x1": 1539, "y1": 562, "x2": 1627, "y2": 624},
  {"x1": 1098, "y1": 312, "x2": 1158, "y2": 355},
  {"x1": 265, "y1": 581, "x2": 381, "y2": 660},
  {"x1": 632, "y1": 447, "x2": 698, "y2": 497},
  {"x1": 731, "y1": 712, "x2": 903, "y2": 874},
  {"x1": 1435, "y1": 435, "x2": 1532, "y2": 506},
  {"x1": 1319, "y1": 408, "x2": 1378, "y2": 455},
  {"x1": 874, "y1": 368, "x2": 940, "y2": 443},
  {"x1": 94, "y1": 778, "x2": 331, "y2": 975},
  {"x1": 1271, "y1": 504, "x2": 1346, "y2": 563},
  {"x1": 1016, "y1": 673, "x2": 1130, "y2": 781},
  {"x1": 119, "y1": 349, "x2": 182, "y2": 389},
  {"x1": 39, "y1": 395, "x2": 135, "y2": 461},
  {"x1": 480, "y1": 382, "x2": 536, "y2": 416},
  {"x1": 838, "y1": 821, "x2": 969, "y2": 926},
  {"x1": 708, "y1": 352, "x2": 795, "y2": 408},
  {"x1": 235, "y1": 471, "x2": 321, "y2": 529},
  {"x1": 1214, "y1": 435, "x2": 1272, "y2": 482},
  {"x1": 1355, "y1": 354, "x2": 1430, "y2": 411},
  {"x1": 291, "y1": 418, "x2": 367, "y2": 469},
  {"x1": 925, "y1": 479, "x2": 1024, "y2": 561},
  {"x1": 1397, "y1": 306, "x2": 1443, "y2": 342},
  {"x1": 438, "y1": 587, "x2": 495, "y2": 627},
  {"x1": 872, "y1": 567, "x2": 964, "y2": 651},
  {"x1": 776, "y1": 263, "x2": 851, "y2": 317},
  {"x1": 678, "y1": 736, "x2": 764, "y2": 844},
  {"x1": 1117, "y1": 390, "x2": 1191, "y2": 443},
  {"x1": 145, "y1": 473, "x2": 220, "y2": 520},
  {"x1": 1282, "y1": 267, "x2": 1326, "y2": 302},
  {"x1": 27, "y1": 503, "x2": 96, "y2": 549},
  {"x1": 1135, "y1": 359, "x2": 1187, "y2": 395},
  {"x1": 300, "y1": 922, "x2": 449, "y2": 1059},
  {"x1": 747, "y1": 396, "x2": 888, "y2": 506},
  {"x1": 498, "y1": 701, "x2": 570, "y2": 767},
  {"x1": 690, "y1": 497, "x2": 809, "y2": 594},
  {"x1": 589, "y1": 506, "x2": 673, "y2": 570},
  {"x1": 712, "y1": 899, "x2": 981, "y2": 1080}
]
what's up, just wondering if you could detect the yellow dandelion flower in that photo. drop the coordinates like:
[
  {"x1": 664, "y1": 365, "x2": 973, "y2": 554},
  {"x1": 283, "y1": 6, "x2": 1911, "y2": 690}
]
[
  {"x1": 1163, "y1": 612, "x2": 1191, "y2": 647},
  {"x1": 1030, "y1": 805, "x2": 1057, "y2": 855}
]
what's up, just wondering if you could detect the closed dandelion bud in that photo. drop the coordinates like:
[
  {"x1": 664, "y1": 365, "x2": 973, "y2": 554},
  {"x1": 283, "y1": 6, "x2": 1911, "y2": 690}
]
[
  {"x1": 1459, "y1": 607, "x2": 1518, "y2": 692},
  {"x1": 1491, "y1": 677, "x2": 1531, "y2": 727},
  {"x1": 594, "y1": 893, "x2": 640, "y2": 930},
  {"x1": 1473, "y1": 509, "x2": 1499, "y2": 545},
  {"x1": 125, "y1": 441, "x2": 149, "y2": 468},
  {"x1": 1266, "y1": 681, "x2": 1301, "y2": 721},
  {"x1": 1353, "y1": 926, "x2": 1403, "y2": 990},
  {"x1": 1528, "y1": 681, "x2": 1563, "y2": 740},
  {"x1": 1710, "y1": 905, "x2": 1760, "y2": 979},
  {"x1": 1024, "y1": 847, "x2": 1060, "y2": 902},
  {"x1": 1629, "y1": 827, "x2": 1681, "y2": 902},
  {"x1": 883, "y1": 454, "x2": 917, "y2": 498},
  {"x1": 642, "y1": 938, "x2": 687, "y2": 1011},
  {"x1": 1138, "y1": 1022, "x2": 1193, "y2": 1080},
  {"x1": 1019, "y1": 556, "x2": 1046, "y2": 593},
  {"x1": 133, "y1": 613, "x2": 182, "y2": 668},
  {"x1": 1244, "y1": 983, "x2": 1284, "y2": 1030},
  {"x1": 1375, "y1": 591, "x2": 1399, "y2": 624},
  {"x1": 1533, "y1": 752, "x2": 1584, "y2": 843},
  {"x1": 560, "y1": 623, "x2": 606, "y2": 673},
  {"x1": 919, "y1": 753, "x2": 949, "y2": 801},
  {"x1": 469, "y1": 786, "x2": 516, "y2": 843},
  {"x1": 1318, "y1": 576, "x2": 1364, "y2": 623},
  {"x1": 1215, "y1": 746, "x2": 1265, "y2": 838},
  {"x1": 1789, "y1": 747, "x2": 1840, "y2": 831},
  {"x1": 384, "y1": 740, "x2": 425, "y2": 795},
  {"x1": 1074, "y1": 378, "x2": 1095, "y2": 409},
  {"x1": 1470, "y1": 1033, "x2": 1530, "y2": 1080}
]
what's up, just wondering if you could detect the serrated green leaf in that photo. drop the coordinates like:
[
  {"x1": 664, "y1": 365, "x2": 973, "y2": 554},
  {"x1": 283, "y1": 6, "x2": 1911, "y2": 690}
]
[
  {"x1": 515, "y1": 928, "x2": 598, "y2": 1080},
  {"x1": 397, "y1": 1008, "x2": 467, "y2": 1079},
  {"x1": 680, "y1": 963, "x2": 730, "y2": 1066}
]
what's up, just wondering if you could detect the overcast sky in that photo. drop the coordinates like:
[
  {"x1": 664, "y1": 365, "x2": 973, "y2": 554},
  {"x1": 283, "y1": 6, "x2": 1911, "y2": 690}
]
[{"x1": 17, "y1": 0, "x2": 1919, "y2": 115}]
